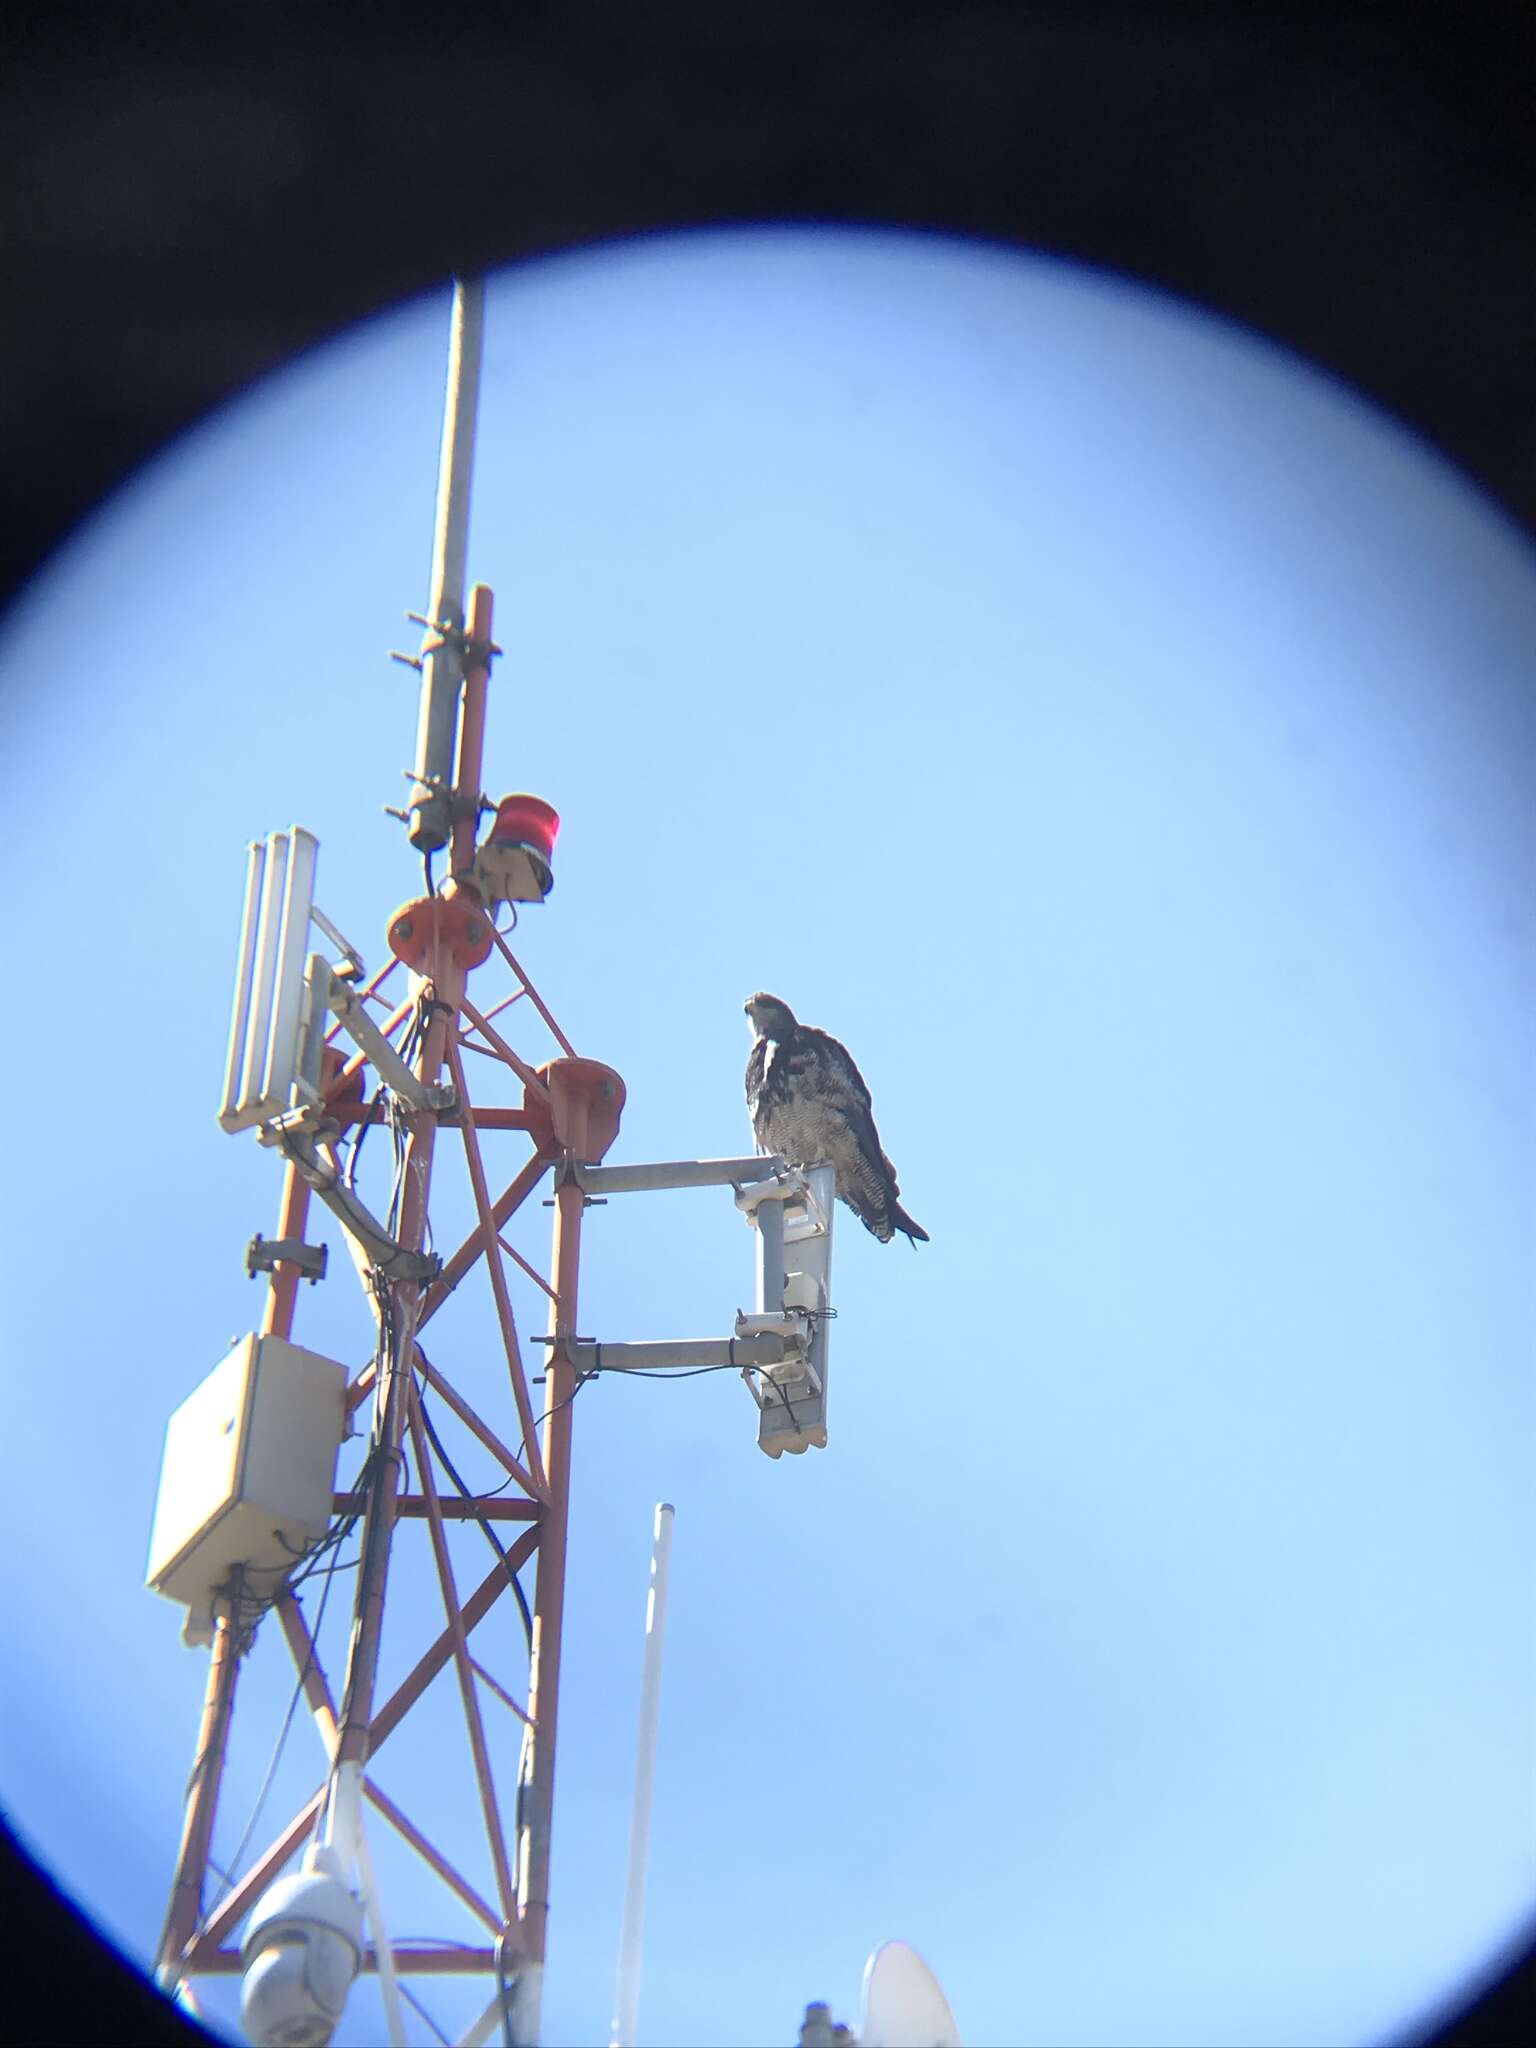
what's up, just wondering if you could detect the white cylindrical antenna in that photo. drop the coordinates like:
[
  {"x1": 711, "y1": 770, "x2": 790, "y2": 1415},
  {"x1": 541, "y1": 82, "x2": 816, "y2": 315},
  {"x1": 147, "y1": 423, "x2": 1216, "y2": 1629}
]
[
  {"x1": 610, "y1": 1502, "x2": 676, "y2": 2048},
  {"x1": 410, "y1": 274, "x2": 486, "y2": 852}
]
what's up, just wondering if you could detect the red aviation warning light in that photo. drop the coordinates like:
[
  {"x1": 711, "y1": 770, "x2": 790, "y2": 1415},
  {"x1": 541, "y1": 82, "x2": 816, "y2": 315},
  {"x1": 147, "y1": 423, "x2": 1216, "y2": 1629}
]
[{"x1": 474, "y1": 792, "x2": 559, "y2": 905}]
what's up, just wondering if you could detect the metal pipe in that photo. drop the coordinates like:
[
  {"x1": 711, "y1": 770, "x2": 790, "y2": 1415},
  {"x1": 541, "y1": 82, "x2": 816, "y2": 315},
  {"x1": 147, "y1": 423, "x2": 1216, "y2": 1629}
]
[
  {"x1": 411, "y1": 278, "x2": 485, "y2": 851},
  {"x1": 610, "y1": 1503, "x2": 675, "y2": 2048},
  {"x1": 574, "y1": 1155, "x2": 785, "y2": 1195}
]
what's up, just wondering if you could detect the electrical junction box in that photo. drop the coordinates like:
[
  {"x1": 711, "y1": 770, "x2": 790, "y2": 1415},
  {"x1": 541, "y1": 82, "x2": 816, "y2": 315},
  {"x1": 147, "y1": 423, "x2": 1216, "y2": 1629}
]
[{"x1": 147, "y1": 1333, "x2": 347, "y2": 1641}]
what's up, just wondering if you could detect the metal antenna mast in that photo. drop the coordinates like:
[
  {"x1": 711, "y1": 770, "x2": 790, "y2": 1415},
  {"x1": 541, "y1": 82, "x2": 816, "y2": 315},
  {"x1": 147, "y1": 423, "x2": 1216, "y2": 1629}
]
[
  {"x1": 151, "y1": 276, "x2": 622, "y2": 2048},
  {"x1": 150, "y1": 274, "x2": 839, "y2": 2048}
]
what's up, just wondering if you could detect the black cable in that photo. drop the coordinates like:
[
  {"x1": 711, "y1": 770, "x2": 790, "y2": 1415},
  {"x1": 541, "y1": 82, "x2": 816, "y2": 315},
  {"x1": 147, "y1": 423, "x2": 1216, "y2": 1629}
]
[
  {"x1": 519, "y1": 1368, "x2": 592, "y2": 1456},
  {"x1": 603, "y1": 1360, "x2": 765, "y2": 1379},
  {"x1": 588, "y1": 1355, "x2": 806, "y2": 1428},
  {"x1": 414, "y1": 1351, "x2": 535, "y2": 1654},
  {"x1": 344, "y1": 1084, "x2": 386, "y2": 1194}
]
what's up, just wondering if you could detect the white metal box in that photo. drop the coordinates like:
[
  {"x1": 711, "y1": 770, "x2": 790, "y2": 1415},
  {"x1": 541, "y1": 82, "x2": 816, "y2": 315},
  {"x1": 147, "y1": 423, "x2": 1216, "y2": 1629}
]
[{"x1": 147, "y1": 1333, "x2": 347, "y2": 1628}]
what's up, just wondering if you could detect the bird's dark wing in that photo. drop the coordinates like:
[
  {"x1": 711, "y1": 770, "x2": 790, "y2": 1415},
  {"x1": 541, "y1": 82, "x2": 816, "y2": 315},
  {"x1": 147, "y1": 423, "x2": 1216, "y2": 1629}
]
[
  {"x1": 801, "y1": 1028, "x2": 928, "y2": 1242},
  {"x1": 745, "y1": 1035, "x2": 768, "y2": 1125},
  {"x1": 803, "y1": 1028, "x2": 887, "y2": 1164}
]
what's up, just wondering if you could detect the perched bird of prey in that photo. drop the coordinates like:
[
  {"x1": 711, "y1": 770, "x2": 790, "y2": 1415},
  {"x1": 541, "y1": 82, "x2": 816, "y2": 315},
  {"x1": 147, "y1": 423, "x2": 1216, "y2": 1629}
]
[{"x1": 744, "y1": 992, "x2": 929, "y2": 1245}]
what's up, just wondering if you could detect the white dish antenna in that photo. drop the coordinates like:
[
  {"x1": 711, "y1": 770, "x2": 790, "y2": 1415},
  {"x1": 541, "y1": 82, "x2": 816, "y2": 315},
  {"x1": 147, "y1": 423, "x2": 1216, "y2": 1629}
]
[{"x1": 859, "y1": 1941, "x2": 962, "y2": 2048}]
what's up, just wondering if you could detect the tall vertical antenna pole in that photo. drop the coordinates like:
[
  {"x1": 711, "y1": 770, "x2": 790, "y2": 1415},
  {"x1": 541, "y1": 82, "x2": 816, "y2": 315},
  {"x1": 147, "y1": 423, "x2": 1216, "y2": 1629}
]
[
  {"x1": 610, "y1": 1503, "x2": 676, "y2": 2048},
  {"x1": 410, "y1": 275, "x2": 485, "y2": 852},
  {"x1": 327, "y1": 281, "x2": 491, "y2": 1963}
]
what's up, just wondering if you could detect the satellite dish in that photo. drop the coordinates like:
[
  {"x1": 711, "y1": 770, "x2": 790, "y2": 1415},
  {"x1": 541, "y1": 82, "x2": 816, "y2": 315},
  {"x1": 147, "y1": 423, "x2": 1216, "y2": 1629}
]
[{"x1": 859, "y1": 1940, "x2": 962, "y2": 2048}]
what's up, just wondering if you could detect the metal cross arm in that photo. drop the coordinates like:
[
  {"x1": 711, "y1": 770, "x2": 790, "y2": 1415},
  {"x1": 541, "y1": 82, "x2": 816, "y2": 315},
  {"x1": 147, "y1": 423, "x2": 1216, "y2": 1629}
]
[
  {"x1": 571, "y1": 1154, "x2": 786, "y2": 1195},
  {"x1": 560, "y1": 1334, "x2": 807, "y2": 1372}
]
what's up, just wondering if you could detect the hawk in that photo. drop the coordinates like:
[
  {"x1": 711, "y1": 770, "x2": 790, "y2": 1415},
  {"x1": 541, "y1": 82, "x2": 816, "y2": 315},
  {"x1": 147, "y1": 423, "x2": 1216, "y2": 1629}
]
[{"x1": 744, "y1": 993, "x2": 928, "y2": 1245}]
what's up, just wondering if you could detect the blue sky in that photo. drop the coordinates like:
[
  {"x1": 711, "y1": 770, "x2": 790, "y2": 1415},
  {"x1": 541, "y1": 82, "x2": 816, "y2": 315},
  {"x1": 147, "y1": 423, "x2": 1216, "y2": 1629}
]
[{"x1": 0, "y1": 226, "x2": 1531, "y2": 2048}]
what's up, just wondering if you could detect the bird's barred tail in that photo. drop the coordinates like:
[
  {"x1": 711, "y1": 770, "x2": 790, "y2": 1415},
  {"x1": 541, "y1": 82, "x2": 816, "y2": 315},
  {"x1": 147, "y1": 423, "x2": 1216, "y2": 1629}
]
[{"x1": 892, "y1": 1203, "x2": 929, "y2": 1245}]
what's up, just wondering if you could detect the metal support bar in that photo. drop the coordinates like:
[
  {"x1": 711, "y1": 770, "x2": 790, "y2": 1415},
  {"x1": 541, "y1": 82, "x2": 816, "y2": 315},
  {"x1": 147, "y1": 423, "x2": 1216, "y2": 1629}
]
[
  {"x1": 565, "y1": 1335, "x2": 800, "y2": 1372},
  {"x1": 192, "y1": 1946, "x2": 501, "y2": 1977},
  {"x1": 572, "y1": 1155, "x2": 786, "y2": 1195},
  {"x1": 333, "y1": 1494, "x2": 540, "y2": 1522},
  {"x1": 326, "y1": 967, "x2": 444, "y2": 1110},
  {"x1": 310, "y1": 902, "x2": 366, "y2": 976},
  {"x1": 277, "y1": 1132, "x2": 440, "y2": 1284}
]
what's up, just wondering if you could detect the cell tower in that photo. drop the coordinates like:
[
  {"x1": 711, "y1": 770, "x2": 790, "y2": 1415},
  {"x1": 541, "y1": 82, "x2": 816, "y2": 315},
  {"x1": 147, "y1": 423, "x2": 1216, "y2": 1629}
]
[{"x1": 146, "y1": 278, "x2": 837, "y2": 2048}]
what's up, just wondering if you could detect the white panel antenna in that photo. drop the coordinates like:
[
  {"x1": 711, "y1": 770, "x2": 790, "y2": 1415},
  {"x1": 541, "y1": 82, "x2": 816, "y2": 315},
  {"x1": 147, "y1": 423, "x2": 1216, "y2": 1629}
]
[
  {"x1": 219, "y1": 827, "x2": 323, "y2": 1132},
  {"x1": 220, "y1": 827, "x2": 431, "y2": 1142}
]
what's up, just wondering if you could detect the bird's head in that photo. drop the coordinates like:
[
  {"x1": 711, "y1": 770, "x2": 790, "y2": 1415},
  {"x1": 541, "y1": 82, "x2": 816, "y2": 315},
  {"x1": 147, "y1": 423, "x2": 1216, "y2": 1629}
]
[{"x1": 744, "y1": 992, "x2": 797, "y2": 1042}]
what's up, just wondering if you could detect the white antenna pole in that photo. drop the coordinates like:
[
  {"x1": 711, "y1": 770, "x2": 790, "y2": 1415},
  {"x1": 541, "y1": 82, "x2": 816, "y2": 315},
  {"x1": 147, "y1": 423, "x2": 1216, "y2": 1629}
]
[
  {"x1": 610, "y1": 1502, "x2": 676, "y2": 2048},
  {"x1": 408, "y1": 273, "x2": 485, "y2": 852}
]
